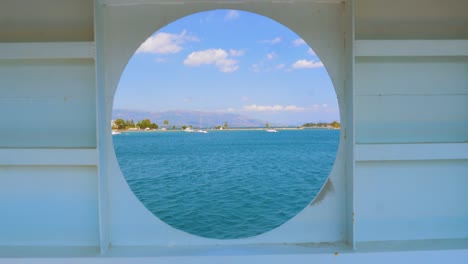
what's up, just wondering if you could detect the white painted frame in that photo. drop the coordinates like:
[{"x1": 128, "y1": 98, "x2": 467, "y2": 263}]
[
  {"x1": 0, "y1": 149, "x2": 97, "y2": 166},
  {"x1": 355, "y1": 40, "x2": 468, "y2": 57},
  {"x1": 1, "y1": 0, "x2": 468, "y2": 262},
  {"x1": 95, "y1": 0, "x2": 355, "y2": 251},
  {"x1": 0, "y1": 42, "x2": 95, "y2": 60},
  {"x1": 356, "y1": 143, "x2": 468, "y2": 161}
]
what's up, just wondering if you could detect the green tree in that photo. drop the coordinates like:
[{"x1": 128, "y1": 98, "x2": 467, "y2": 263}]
[
  {"x1": 331, "y1": 121, "x2": 341, "y2": 129},
  {"x1": 182, "y1": 125, "x2": 187, "y2": 130},
  {"x1": 124, "y1": 119, "x2": 135, "y2": 128},
  {"x1": 164, "y1": 120, "x2": 169, "y2": 128},
  {"x1": 114, "y1": 118, "x2": 126, "y2": 130},
  {"x1": 137, "y1": 119, "x2": 154, "y2": 129},
  {"x1": 265, "y1": 122, "x2": 270, "y2": 128},
  {"x1": 223, "y1": 121, "x2": 229, "y2": 129}
]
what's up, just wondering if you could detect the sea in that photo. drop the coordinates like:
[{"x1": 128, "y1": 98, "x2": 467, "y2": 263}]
[{"x1": 113, "y1": 129, "x2": 339, "y2": 239}]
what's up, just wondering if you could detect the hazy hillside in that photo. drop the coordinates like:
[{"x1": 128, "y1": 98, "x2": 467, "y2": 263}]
[{"x1": 112, "y1": 109, "x2": 267, "y2": 128}]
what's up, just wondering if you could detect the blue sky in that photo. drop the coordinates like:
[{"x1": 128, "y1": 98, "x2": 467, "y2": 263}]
[{"x1": 114, "y1": 10, "x2": 339, "y2": 125}]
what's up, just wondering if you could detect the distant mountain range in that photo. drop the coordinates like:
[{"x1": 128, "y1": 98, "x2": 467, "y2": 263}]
[{"x1": 112, "y1": 109, "x2": 268, "y2": 128}]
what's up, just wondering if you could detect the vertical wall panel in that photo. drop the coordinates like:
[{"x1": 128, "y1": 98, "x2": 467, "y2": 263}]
[
  {"x1": 355, "y1": 160, "x2": 468, "y2": 242},
  {"x1": 0, "y1": 166, "x2": 99, "y2": 246},
  {"x1": 355, "y1": 57, "x2": 468, "y2": 143},
  {"x1": 0, "y1": 59, "x2": 96, "y2": 148}
]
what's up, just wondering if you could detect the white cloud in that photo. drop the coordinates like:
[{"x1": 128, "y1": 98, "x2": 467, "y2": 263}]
[
  {"x1": 241, "y1": 96, "x2": 250, "y2": 102},
  {"x1": 225, "y1": 10, "x2": 240, "y2": 20},
  {"x1": 266, "y1": 52, "x2": 277, "y2": 60},
  {"x1": 243, "y1": 104, "x2": 308, "y2": 112},
  {"x1": 276, "y1": 64, "x2": 286, "y2": 70},
  {"x1": 259, "y1": 37, "x2": 282, "y2": 44},
  {"x1": 291, "y1": 59, "x2": 324, "y2": 69},
  {"x1": 229, "y1": 49, "x2": 244, "y2": 57},
  {"x1": 241, "y1": 103, "x2": 332, "y2": 112},
  {"x1": 312, "y1": 104, "x2": 329, "y2": 110},
  {"x1": 250, "y1": 64, "x2": 260, "y2": 73},
  {"x1": 293, "y1": 38, "x2": 306, "y2": 46},
  {"x1": 308, "y1": 48, "x2": 316, "y2": 56},
  {"x1": 200, "y1": 12, "x2": 215, "y2": 24},
  {"x1": 220, "y1": 103, "x2": 334, "y2": 114},
  {"x1": 136, "y1": 30, "x2": 198, "y2": 54},
  {"x1": 284, "y1": 105, "x2": 307, "y2": 111},
  {"x1": 184, "y1": 49, "x2": 239, "y2": 73},
  {"x1": 271, "y1": 37, "x2": 282, "y2": 44}
]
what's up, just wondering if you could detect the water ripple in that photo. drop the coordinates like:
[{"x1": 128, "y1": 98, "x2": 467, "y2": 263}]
[{"x1": 114, "y1": 129, "x2": 339, "y2": 239}]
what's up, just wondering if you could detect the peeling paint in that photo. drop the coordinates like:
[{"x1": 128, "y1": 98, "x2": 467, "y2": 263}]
[{"x1": 310, "y1": 178, "x2": 335, "y2": 206}]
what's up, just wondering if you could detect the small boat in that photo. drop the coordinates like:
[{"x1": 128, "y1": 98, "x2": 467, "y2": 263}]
[
  {"x1": 112, "y1": 130, "x2": 121, "y2": 135},
  {"x1": 265, "y1": 129, "x2": 278, "y2": 133},
  {"x1": 196, "y1": 116, "x2": 207, "y2": 133}
]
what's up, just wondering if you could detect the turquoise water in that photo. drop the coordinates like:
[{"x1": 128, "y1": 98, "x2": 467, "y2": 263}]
[{"x1": 113, "y1": 129, "x2": 339, "y2": 239}]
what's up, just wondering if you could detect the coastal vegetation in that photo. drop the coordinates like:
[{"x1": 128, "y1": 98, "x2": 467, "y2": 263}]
[
  {"x1": 113, "y1": 119, "x2": 136, "y2": 130},
  {"x1": 113, "y1": 109, "x2": 272, "y2": 128},
  {"x1": 113, "y1": 118, "x2": 341, "y2": 131},
  {"x1": 301, "y1": 121, "x2": 340, "y2": 129},
  {"x1": 112, "y1": 118, "x2": 158, "y2": 130},
  {"x1": 137, "y1": 119, "x2": 158, "y2": 129}
]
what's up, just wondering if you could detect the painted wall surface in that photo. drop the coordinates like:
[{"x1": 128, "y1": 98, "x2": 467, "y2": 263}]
[
  {"x1": 355, "y1": 57, "x2": 468, "y2": 144},
  {"x1": 0, "y1": 0, "x2": 467, "y2": 261},
  {"x1": 355, "y1": 160, "x2": 468, "y2": 241},
  {"x1": 352, "y1": 0, "x2": 468, "y2": 246},
  {"x1": 102, "y1": 1, "x2": 351, "y2": 246},
  {"x1": 0, "y1": 39, "x2": 98, "y2": 248},
  {"x1": 0, "y1": 166, "x2": 99, "y2": 246},
  {"x1": 0, "y1": 59, "x2": 96, "y2": 147}
]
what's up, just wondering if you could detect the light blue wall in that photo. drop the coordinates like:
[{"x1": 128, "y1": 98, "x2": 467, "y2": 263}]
[
  {"x1": 0, "y1": 166, "x2": 99, "y2": 246},
  {"x1": 0, "y1": 59, "x2": 96, "y2": 148}
]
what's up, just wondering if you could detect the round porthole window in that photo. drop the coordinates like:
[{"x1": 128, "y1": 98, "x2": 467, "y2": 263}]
[{"x1": 112, "y1": 10, "x2": 340, "y2": 239}]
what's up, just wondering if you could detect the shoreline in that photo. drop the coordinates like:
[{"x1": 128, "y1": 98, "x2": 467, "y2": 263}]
[{"x1": 114, "y1": 127, "x2": 340, "y2": 133}]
